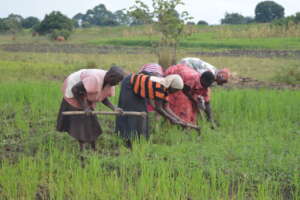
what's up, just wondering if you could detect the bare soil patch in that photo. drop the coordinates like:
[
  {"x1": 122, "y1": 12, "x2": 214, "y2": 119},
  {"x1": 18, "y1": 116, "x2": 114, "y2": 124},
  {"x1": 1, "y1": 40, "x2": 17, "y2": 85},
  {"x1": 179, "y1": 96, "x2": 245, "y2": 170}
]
[
  {"x1": 225, "y1": 75, "x2": 300, "y2": 90},
  {"x1": 2, "y1": 43, "x2": 300, "y2": 58}
]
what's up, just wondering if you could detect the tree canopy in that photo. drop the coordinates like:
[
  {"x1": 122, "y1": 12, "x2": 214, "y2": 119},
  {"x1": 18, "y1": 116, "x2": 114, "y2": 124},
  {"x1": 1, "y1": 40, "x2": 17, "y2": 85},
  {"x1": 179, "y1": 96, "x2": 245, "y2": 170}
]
[
  {"x1": 221, "y1": 13, "x2": 254, "y2": 24},
  {"x1": 22, "y1": 17, "x2": 40, "y2": 29},
  {"x1": 35, "y1": 11, "x2": 73, "y2": 35},
  {"x1": 255, "y1": 1, "x2": 284, "y2": 23},
  {"x1": 72, "y1": 4, "x2": 130, "y2": 27}
]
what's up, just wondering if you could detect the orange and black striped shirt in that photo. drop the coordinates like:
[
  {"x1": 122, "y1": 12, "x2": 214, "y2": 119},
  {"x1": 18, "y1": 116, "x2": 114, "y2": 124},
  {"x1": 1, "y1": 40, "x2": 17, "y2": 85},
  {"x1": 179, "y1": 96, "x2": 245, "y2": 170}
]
[{"x1": 130, "y1": 73, "x2": 169, "y2": 101}]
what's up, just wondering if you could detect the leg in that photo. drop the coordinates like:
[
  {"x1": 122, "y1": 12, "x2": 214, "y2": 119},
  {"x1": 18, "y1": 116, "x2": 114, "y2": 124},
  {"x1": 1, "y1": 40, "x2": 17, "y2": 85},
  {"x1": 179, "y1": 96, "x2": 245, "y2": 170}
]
[
  {"x1": 79, "y1": 141, "x2": 85, "y2": 152},
  {"x1": 125, "y1": 139, "x2": 132, "y2": 150},
  {"x1": 90, "y1": 141, "x2": 96, "y2": 151},
  {"x1": 78, "y1": 140, "x2": 85, "y2": 168}
]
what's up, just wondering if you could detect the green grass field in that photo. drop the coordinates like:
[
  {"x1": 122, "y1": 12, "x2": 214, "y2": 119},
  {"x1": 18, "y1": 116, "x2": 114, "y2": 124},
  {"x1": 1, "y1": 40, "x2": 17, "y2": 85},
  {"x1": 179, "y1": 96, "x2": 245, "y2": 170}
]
[
  {"x1": 2, "y1": 24, "x2": 300, "y2": 50},
  {"x1": 0, "y1": 81, "x2": 299, "y2": 199},
  {"x1": 0, "y1": 24, "x2": 300, "y2": 199}
]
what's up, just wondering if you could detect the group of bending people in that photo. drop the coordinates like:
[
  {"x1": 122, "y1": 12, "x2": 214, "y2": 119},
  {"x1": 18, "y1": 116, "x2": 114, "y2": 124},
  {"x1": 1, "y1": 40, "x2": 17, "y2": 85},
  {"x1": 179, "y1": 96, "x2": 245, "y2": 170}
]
[{"x1": 56, "y1": 58, "x2": 230, "y2": 150}]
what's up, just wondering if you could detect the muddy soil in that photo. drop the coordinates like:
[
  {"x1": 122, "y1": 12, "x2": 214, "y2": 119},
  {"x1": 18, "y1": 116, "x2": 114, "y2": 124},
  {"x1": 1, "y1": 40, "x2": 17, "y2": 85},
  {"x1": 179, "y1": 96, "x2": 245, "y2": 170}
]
[
  {"x1": 1, "y1": 43, "x2": 299, "y2": 89},
  {"x1": 224, "y1": 75, "x2": 300, "y2": 90},
  {"x1": 2, "y1": 43, "x2": 300, "y2": 58},
  {"x1": 0, "y1": 43, "x2": 149, "y2": 54},
  {"x1": 190, "y1": 49, "x2": 300, "y2": 58}
]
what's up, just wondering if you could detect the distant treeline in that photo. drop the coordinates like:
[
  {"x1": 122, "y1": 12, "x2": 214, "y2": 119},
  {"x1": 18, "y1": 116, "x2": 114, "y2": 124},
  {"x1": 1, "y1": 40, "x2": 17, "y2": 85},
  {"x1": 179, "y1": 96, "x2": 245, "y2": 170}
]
[{"x1": 0, "y1": 1, "x2": 299, "y2": 38}]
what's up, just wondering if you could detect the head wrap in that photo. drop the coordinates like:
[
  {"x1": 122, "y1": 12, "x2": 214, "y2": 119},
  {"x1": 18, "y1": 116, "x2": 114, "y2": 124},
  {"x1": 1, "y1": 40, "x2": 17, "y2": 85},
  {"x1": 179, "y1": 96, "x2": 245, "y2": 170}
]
[
  {"x1": 150, "y1": 74, "x2": 184, "y2": 89},
  {"x1": 139, "y1": 63, "x2": 164, "y2": 76},
  {"x1": 216, "y1": 68, "x2": 230, "y2": 82}
]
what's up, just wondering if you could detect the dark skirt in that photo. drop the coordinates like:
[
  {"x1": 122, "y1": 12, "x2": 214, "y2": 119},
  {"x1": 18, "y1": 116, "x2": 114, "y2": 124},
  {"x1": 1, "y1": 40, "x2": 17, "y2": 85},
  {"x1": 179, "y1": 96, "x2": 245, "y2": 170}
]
[
  {"x1": 115, "y1": 75, "x2": 149, "y2": 140},
  {"x1": 56, "y1": 98, "x2": 102, "y2": 142}
]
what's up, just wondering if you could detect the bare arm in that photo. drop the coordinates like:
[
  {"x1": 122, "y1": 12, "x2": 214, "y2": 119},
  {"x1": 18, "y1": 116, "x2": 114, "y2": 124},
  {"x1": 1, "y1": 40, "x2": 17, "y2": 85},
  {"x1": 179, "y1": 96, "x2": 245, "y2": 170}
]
[
  {"x1": 204, "y1": 101, "x2": 217, "y2": 129},
  {"x1": 102, "y1": 98, "x2": 123, "y2": 112},
  {"x1": 182, "y1": 85, "x2": 200, "y2": 111},
  {"x1": 148, "y1": 99, "x2": 180, "y2": 124},
  {"x1": 71, "y1": 81, "x2": 90, "y2": 111}
]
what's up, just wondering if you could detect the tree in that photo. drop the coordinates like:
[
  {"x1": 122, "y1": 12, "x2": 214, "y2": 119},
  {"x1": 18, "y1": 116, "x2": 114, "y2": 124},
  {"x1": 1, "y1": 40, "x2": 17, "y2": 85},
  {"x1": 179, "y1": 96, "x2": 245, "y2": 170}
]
[
  {"x1": 128, "y1": 0, "x2": 192, "y2": 68},
  {"x1": 255, "y1": 1, "x2": 284, "y2": 23},
  {"x1": 186, "y1": 21, "x2": 195, "y2": 25},
  {"x1": 0, "y1": 18, "x2": 9, "y2": 32},
  {"x1": 73, "y1": 4, "x2": 121, "y2": 27},
  {"x1": 221, "y1": 13, "x2": 253, "y2": 24},
  {"x1": 114, "y1": 10, "x2": 131, "y2": 25},
  {"x1": 22, "y1": 16, "x2": 40, "y2": 29},
  {"x1": 128, "y1": 1, "x2": 153, "y2": 25},
  {"x1": 36, "y1": 11, "x2": 73, "y2": 35},
  {"x1": 272, "y1": 12, "x2": 300, "y2": 28},
  {"x1": 3, "y1": 14, "x2": 23, "y2": 34},
  {"x1": 197, "y1": 20, "x2": 208, "y2": 25}
]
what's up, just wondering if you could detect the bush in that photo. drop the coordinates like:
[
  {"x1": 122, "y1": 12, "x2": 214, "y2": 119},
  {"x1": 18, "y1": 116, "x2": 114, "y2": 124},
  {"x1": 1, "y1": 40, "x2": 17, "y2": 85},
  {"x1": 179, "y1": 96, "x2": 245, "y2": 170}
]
[
  {"x1": 272, "y1": 12, "x2": 300, "y2": 27},
  {"x1": 0, "y1": 18, "x2": 10, "y2": 33},
  {"x1": 255, "y1": 1, "x2": 284, "y2": 23},
  {"x1": 36, "y1": 11, "x2": 73, "y2": 35},
  {"x1": 274, "y1": 67, "x2": 300, "y2": 84},
  {"x1": 49, "y1": 29, "x2": 71, "y2": 40},
  {"x1": 197, "y1": 20, "x2": 208, "y2": 25},
  {"x1": 22, "y1": 17, "x2": 40, "y2": 29}
]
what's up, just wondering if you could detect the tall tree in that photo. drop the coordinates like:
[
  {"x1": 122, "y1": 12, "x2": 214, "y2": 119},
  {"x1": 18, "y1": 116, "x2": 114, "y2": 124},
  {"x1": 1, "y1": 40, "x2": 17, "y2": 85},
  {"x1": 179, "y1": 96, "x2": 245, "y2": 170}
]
[
  {"x1": 128, "y1": 0, "x2": 192, "y2": 68},
  {"x1": 197, "y1": 20, "x2": 208, "y2": 25},
  {"x1": 221, "y1": 13, "x2": 254, "y2": 24},
  {"x1": 73, "y1": 4, "x2": 120, "y2": 27},
  {"x1": 0, "y1": 18, "x2": 9, "y2": 32},
  {"x1": 3, "y1": 14, "x2": 23, "y2": 34},
  {"x1": 22, "y1": 16, "x2": 40, "y2": 29},
  {"x1": 35, "y1": 11, "x2": 73, "y2": 37},
  {"x1": 255, "y1": 1, "x2": 284, "y2": 23}
]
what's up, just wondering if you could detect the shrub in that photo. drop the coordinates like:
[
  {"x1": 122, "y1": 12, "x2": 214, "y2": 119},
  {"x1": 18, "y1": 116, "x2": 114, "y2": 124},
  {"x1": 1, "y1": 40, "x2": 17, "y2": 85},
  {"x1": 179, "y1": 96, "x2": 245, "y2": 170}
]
[
  {"x1": 273, "y1": 67, "x2": 300, "y2": 84},
  {"x1": 49, "y1": 29, "x2": 71, "y2": 40},
  {"x1": 36, "y1": 11, "x2": 73, "y2": 35}
]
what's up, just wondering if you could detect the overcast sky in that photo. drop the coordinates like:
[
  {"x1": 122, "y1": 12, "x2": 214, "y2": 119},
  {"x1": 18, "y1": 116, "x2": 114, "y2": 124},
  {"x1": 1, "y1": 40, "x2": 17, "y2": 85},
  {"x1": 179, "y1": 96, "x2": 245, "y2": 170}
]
[{"x1": 0, "y1": 0, "x2": 299, "y2": 24}]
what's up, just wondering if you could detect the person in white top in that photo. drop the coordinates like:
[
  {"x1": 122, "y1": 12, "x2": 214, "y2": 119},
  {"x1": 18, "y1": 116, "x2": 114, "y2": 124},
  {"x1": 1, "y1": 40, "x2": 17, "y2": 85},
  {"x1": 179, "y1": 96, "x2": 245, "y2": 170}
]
[{"x1": 179, "y1": 57, "x2": 230, "y2": 85}]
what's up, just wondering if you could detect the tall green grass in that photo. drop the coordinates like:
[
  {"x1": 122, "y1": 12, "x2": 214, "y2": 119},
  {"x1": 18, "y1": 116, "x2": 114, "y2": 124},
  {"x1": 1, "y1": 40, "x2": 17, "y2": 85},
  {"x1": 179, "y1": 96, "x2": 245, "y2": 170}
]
[
  {"x1": 2, "y1": 24, "x2": 300, "y2": 50},
  {"x1": 0, "y1": 82, "x2": 299, "y2": 199}
]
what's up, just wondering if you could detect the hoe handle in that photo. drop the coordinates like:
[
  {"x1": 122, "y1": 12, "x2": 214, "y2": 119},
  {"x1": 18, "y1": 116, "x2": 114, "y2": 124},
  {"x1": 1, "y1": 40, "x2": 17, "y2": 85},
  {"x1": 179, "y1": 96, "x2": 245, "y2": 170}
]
[{"x1": 62, "y1": 111, "x2": 147, "y2": 117}]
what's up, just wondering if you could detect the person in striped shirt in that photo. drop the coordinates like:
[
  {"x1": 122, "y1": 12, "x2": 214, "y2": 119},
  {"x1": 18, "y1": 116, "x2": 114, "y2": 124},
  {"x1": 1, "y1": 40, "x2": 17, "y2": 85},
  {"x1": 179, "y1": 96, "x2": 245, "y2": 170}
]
[{"x1": 115, "y1": 71, "x2": 192, "y2": 149}]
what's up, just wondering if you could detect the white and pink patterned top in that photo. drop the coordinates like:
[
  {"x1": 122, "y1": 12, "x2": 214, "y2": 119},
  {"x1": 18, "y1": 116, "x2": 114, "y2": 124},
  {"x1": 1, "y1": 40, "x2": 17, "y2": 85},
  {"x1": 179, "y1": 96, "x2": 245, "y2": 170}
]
[{"x1": 62, "y1": 69, "x2": 115, "y2": 108}]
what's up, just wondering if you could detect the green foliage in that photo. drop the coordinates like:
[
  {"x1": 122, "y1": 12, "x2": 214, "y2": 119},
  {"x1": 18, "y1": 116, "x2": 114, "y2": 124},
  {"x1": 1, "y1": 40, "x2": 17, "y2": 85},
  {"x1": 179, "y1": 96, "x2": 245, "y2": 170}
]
[
  {"x1": 274, "y1": 66, "x2": 300, "y2": 84},
  {"x1": 197, "y1": 20, "x2": 208, "y2": 26},
  {"x1": 49, "y1": 29, "x2": 72, "y2": 40},
  {"x1": 0, "y1": 81, "x2": 299, "y2": 199},
  {"x1": 0, "y1": 18, "x2": 10, "y2": 33},
  {"x1": 0, "y1": 14, "x2": 23, "y2": 33},
  {"x1": 72, "y1": 4, "x2": 127, "y2": 27},
  {"x1": 36, "y1": 11, "x2": 73, "y2": 35},
  {"x1": 272, "y1": 12, "x2": 300, "y2": 28},
  {"x1": 221, "y1": 13, "x2": 254, "y2": 25},
  {"x1": 128, "y1": 0, "x2": 192, "y2": 68},
  {"x1": 128, "y1": 0, "x2": 153, "y2": 25},
  {"x1": 255, "y1": 1, "x2": 284, "y2": 23},
  {"x1": 22, "y1": 16, "x2": 40, "y2": 29}
]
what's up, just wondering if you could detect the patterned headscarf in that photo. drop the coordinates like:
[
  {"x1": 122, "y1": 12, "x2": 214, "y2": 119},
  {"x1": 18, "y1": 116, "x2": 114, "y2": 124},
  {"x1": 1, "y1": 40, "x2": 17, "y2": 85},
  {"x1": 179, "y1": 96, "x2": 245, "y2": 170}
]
[
  {"x1": 216, "y1": 68, "x2": 230, "y2": 83},
  {"x1": 139, "y1": 63, "x2": 164, "y2": 76}
]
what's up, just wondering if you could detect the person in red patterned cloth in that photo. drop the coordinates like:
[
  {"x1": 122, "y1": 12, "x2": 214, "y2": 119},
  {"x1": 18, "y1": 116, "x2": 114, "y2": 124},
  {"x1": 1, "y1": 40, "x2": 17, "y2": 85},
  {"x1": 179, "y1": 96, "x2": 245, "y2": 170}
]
[{"x1": 164, "y1": 64, "x2": 216, "y2": 127}]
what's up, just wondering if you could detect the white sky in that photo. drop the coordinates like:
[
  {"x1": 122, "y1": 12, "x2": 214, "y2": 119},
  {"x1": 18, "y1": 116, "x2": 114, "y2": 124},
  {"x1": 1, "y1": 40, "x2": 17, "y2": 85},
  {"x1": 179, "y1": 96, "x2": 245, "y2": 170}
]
[{"x1": 0, "y1": 0, "x2": 299, "y2": 24}]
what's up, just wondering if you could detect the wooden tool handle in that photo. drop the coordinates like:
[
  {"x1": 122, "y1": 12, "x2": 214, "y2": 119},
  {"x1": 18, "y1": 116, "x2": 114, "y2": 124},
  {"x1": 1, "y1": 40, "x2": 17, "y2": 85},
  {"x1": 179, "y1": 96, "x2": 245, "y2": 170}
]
[{"x1": 62, "y1": 111, "x2": 147, "y2": 116}]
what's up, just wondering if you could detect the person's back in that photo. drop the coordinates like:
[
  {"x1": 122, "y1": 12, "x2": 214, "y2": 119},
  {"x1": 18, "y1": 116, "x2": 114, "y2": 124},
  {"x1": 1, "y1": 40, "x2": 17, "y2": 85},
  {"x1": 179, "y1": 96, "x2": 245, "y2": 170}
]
[{"x1": 179, "y1": 57, "x2": 217, "y2": 75}]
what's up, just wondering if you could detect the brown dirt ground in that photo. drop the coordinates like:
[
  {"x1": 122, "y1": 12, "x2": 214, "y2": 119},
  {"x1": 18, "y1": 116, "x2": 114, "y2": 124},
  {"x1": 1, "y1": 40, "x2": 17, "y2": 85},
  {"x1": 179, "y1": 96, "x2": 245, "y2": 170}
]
[
  {"x1": 1, "y1": 43, "x2": 299, "y2": 89},
  {"x1": 225, "y1": 75, "x2": 300, "y2": 90},
  {"x1": 2, "y1": 43, "x2": 300, "y2": 59}
]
